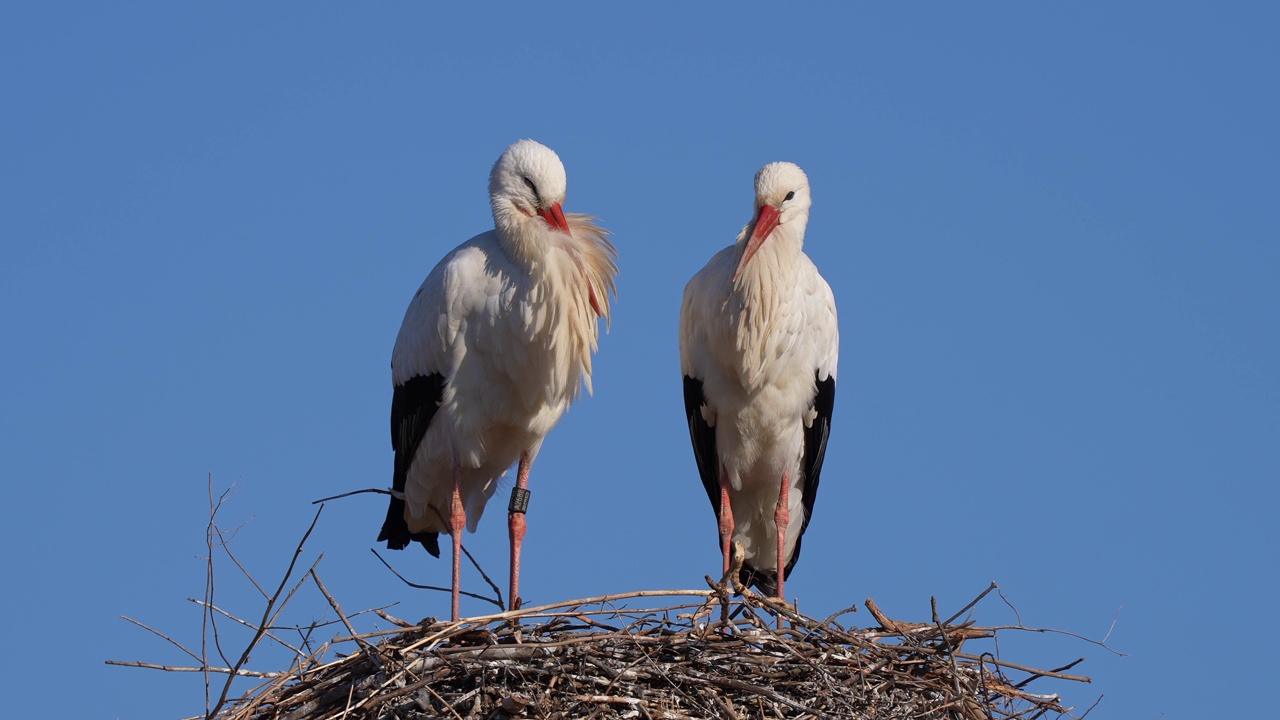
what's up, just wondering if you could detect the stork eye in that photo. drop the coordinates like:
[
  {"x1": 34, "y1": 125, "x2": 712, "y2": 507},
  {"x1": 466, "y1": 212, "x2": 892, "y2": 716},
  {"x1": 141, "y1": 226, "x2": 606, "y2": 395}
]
[
  {"x1": 521, "y1": 176, "x2": 543, "y2": 204},
  {"x1": 520, "y1": 176, "x2": 543, "y2": 205},
  {"x1": 784, "y1": 191, "x2": 795, "y2": 202}
]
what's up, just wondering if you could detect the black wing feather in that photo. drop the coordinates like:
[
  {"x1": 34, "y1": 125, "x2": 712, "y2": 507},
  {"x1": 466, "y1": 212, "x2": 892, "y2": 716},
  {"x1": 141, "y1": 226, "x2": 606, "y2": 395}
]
[
  {"x1": 377, "y1": 372, "x2": 445, "y2": 556},
  {"x1": 683, "y1": 376, "x2": 721, "y2": 521},
  {"x1": 784, "y1": 372, "x2": 836, "y2": 578}
]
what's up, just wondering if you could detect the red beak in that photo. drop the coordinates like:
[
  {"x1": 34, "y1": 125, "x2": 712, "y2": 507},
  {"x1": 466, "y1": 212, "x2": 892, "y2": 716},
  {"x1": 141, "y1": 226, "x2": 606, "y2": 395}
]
[
  {"x1": 537, "y1": 202, "x2": 571, "y2": 235},
  {"x1": 733, "y1": 204, "x2": 781, "y2": 281}
]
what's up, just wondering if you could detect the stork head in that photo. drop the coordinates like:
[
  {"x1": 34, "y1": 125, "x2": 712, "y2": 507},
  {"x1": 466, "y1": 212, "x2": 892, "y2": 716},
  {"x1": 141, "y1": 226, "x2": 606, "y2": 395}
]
[
  {"x1": 734, "y1": 162, "x2": 812, "y2": 281},
  {"x1": 490, "y1": 139, "x2": 571, "y2": 238}
]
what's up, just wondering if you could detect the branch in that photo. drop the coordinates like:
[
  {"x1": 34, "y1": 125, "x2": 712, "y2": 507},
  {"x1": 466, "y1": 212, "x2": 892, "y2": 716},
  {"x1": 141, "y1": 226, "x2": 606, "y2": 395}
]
[
  {"x1": 311, "y1": 487, "x2": 390, "y2": 504},
  {"x1": 370, "y1": 548, "x2": 503, "y2": 609},
  {"x1": 207, "y1": 504, "x2": 324, "y2": 720},
  {"x1": 105, "y1": 660, "x2": 278, "y2": 678}
]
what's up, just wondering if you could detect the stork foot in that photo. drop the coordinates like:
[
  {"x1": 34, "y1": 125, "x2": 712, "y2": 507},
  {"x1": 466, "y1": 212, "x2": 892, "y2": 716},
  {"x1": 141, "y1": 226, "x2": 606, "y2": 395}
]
[{"x1": 717, "y1": 539, "x2": 747, "y2": 595}]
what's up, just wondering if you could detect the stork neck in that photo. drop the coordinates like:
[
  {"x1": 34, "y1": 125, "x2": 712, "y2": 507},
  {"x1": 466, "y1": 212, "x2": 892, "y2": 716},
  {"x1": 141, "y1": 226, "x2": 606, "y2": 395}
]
[
  {"x1": 736, "y1": 218, "x2": 806, "y2": 286},
  {"x1": 494, "y1": 218, "x2": 551, "y2": 271}
]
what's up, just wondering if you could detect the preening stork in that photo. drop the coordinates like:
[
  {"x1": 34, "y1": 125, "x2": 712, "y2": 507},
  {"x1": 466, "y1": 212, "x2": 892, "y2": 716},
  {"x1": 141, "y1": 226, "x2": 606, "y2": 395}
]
[
  {"x1": 679, "y1": 162, "x2": 837, "y2": 601},
  {"x1": 378, "y1": 139, "x2": 618, "y2": 620}
]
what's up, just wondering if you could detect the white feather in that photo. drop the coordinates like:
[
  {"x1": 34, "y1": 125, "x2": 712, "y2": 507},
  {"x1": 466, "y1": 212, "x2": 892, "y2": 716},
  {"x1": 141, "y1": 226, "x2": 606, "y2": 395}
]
[
  {"x1": 391, "y1": 140, "x2": 617, "y2": 536},
  {"x1": 680, "y1": 162, "x2": 838, "y2": 576}
]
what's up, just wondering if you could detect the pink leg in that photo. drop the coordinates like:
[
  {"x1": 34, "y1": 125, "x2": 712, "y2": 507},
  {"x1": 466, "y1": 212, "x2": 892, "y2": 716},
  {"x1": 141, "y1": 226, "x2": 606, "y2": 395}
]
[
  {"x1": 449, "y1": 461, "x2": 465, "y2": 621},
  {"x1": 774, "y1": 470, "x2": 791, "y2": 602},
  {"x1": 508, "y1": 450, "x2": 532, "y2": 611},
  {"x1": 718, "y1": 471, "x2": 735, "y2": 577}
]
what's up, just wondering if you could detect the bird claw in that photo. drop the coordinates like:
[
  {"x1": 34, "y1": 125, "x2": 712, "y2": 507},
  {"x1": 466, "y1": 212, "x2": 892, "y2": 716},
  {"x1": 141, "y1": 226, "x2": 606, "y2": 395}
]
[{"x1": 725, "y1": 540, "x2": 747, "y2": 594}]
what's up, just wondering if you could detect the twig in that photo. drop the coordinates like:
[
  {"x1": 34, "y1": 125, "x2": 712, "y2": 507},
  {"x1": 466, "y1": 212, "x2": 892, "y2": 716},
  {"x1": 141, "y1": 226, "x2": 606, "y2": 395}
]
[
  {"x1": 202, "y1": 474, "x2": 222, "y2": 713},
  {"x1": 311, "y1": 487, "x2": 391, "y2": 504},
  {"x1": 956, "y1": 651, "x2": 1090, "y2": 683},
  {"x1": 1014, "y1": 657, "x2": 1085, "y2": 689},
  {"x1": 458, "y1": 541, "x2": 504, "y2": 609},
  {"x1": 1078, "y1": 693, "x2": 1104, "y2": 719},
  {"x1": 264, "y1": 553, "x2": 325, "y2": 632},
  {"x1": 105, "y1": 660, "x2": 278, "y2": 678},
  {"x1": 997, "y1": 586, "x2": 1024, "y2": 627},
  {"x1": 310, "y1": 569, "x2": 376, "y2": 656},
  {"x1": 371, "y1": 548, "x2": 503, "y2": 609},
  {"x1": 207, "y1": 504, "x2": 324, "y2": 720},
  {"x1": 186, "y1": 598, "x2": 303, "y2": 656},
  {"x1": 210, "y1": 517, "x2": 270, "y2": 603},
  {"x1": 932, "y1": 595, "x2": 965, "y2": 699},
  {"x1": 119, "y1": 615, "x2": 203, "y2": 664},
  {"x1": 944, "y1": 581, "x2": 1000, "y2": 626}
]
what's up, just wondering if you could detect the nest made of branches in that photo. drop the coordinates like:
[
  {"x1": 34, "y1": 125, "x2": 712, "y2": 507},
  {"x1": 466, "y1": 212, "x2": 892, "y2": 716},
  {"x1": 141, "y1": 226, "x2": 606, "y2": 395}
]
[
  {"x1": 211, "y1": 582, "x2": 1093, "y2": 720},
  {"x1": 108, "y1": 489, "x2": 1108, "y2": 720}
]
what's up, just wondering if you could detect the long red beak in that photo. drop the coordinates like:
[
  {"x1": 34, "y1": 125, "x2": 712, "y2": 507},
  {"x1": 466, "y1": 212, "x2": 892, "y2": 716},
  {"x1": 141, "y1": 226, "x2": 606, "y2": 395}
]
[
  {"x1": 733, "y1": 204, "x2": 781, "y2": 281},
  {"x1": 537, "y1": 202, "x2": 571, "y2": 235}
]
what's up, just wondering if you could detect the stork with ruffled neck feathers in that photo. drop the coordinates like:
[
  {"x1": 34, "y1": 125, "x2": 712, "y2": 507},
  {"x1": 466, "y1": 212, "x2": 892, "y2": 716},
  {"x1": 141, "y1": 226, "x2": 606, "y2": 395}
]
[{"x1": 379, "y1": 139, "x2": 617, "y2": 620}]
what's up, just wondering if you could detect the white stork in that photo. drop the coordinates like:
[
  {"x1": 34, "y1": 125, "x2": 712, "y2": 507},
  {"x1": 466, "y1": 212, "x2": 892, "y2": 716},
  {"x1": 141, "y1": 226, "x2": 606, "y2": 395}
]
[
  {"x1": 679, "y1": 162, "x2": 837, "y2": 601},
  {"x1": 378, "y1": 139, "x2": 617, "y2": 620}
]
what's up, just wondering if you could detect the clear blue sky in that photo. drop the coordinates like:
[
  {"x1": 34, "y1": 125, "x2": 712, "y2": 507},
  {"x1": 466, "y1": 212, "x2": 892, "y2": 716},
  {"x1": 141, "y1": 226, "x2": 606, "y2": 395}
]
[{"x1": 2, "y1": 4, "x2": 1276, "y2": 718}]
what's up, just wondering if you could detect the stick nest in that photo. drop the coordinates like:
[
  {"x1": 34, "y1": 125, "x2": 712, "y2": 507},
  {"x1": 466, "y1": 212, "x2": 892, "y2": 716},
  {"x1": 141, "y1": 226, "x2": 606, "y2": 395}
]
[{"x1": 214, "y1": 584, "x2": 1089, "y2": 720}]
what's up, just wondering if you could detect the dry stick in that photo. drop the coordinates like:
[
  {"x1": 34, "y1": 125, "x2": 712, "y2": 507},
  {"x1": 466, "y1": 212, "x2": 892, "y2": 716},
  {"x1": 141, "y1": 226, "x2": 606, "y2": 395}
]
[
  {"x1": 310, "y1": 569, "x2": 377, "y2": 656},
  {"x1": 817, "y1": 604, "x2": 859, "y2": 630},
  {"x1": 398, "y1": 589, "x2": 715, "y2": 653},
  {"x1": 264, "y1": 554, "x2": 325, "y2": 631},
  {"x1": 981, "y1": 672, "x2": 1067, "y2": 709},
  {"x1": 1100, "y1": 606, "x2": 1122, "y2": 646},
  {"x1": 227, "y1": 589, "x2": 332, "y2": 720},
  {"x1": 119, "y1": 615, "x2": 204, "y2": 664},
  {"x1": 312, "y1": 487, "x2": 391, "y2": 504},
  {"x1": 104, "y1": 660, "x2": 278, "y2": 678},
  {"x1": 187, "y1": 599, "x2": 304, "y2": 656},
  {"x1": 214, "y1": 526, "x2": 269, "y2": 600},
  {"x1": 374, "y1": 608, "x2": 412, "y2": 628},
  {"x1": 862, "y1": 597, "x2": 901, "y2": 634},
  {"x1": 711, "y1": 692, "x2": 743, "y2": 720},
  {"x1": 338, "y1": 662, "x2": 421, "y2": 717},
  {"x1": 932, "y1": 595, "x2": 966, "y2": 700},
  {"x1": 717, "y1": 591, "x2": 841, "y2": 700},
  {"x1": 1077, "y1": 693, "x2": 1104, "y2": 720},
  {"x1": 984, "y1": 623, "x2": 1126, "y2": 656},
  {"x1": 428, "y1": 503, "x2": 507, "y2": 612},
  {"x1": 458, "y1": 540, "x2": 504, "y2": 608},
  {"x1": 202, "y1": 475, "x2": 239, "y2": 712},
  {"x1": 944, "y1": 581, "x2": 1000, "y2": 626},
  {"x1": 1013, "y1": 657, "x2": 1085, "y2": 690},
  {"x1": 340, "y1": 680, "x2": 356, "y2": 720},
  {"x1": 953, "y1": 651, "x2": 1089, "y2": 683},
  {"x1": 991, "y1": 585, "x2": 1125, "y2": 657},
  {"x1": 863, "y1": 597, "x2": 1093, "y2": 685},
  {"x1": 627, "y1": 636, "x2": 712, "y2": 718},
  {"x1": 203, "y1": 475, "x2": 216, "y2": 713},
  {"x1": 698, "y1": 673, "x2": 833, "y2": 719},
  {"x1": 419, "y1": 681, "x2": 468, "y2": 720},
  {"x1": 996, "y1": 586, "x2": 1025, "y2": 627},
  {"x1": 195, "y1": 597, "x2": 394, "y2": 638},
  {"x1": 370, "y1": 548, "x2": 503, "y2": 608},
  {"x1": 207, "y1": 504, "x2": 324, "y2": 720},
  {"x1": 243, "y1": 639, "x2": 331, "y2": 720},
  {"x1": 288, "y1": 621, "x2": 319, "y2": 673}
]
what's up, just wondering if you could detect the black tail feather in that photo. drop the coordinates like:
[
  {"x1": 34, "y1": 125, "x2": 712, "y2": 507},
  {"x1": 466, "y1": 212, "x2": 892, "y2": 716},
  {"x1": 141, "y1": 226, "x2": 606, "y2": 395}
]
[
  {"x1": 740, "y1": 536, "x2": 802, "y2": 598},
  {"x1": 377, "y1": 497, "x2": 441, "y2": 557},
  {"x1": 740, "y1": 562, "x2": 779, "y2": 598}
]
